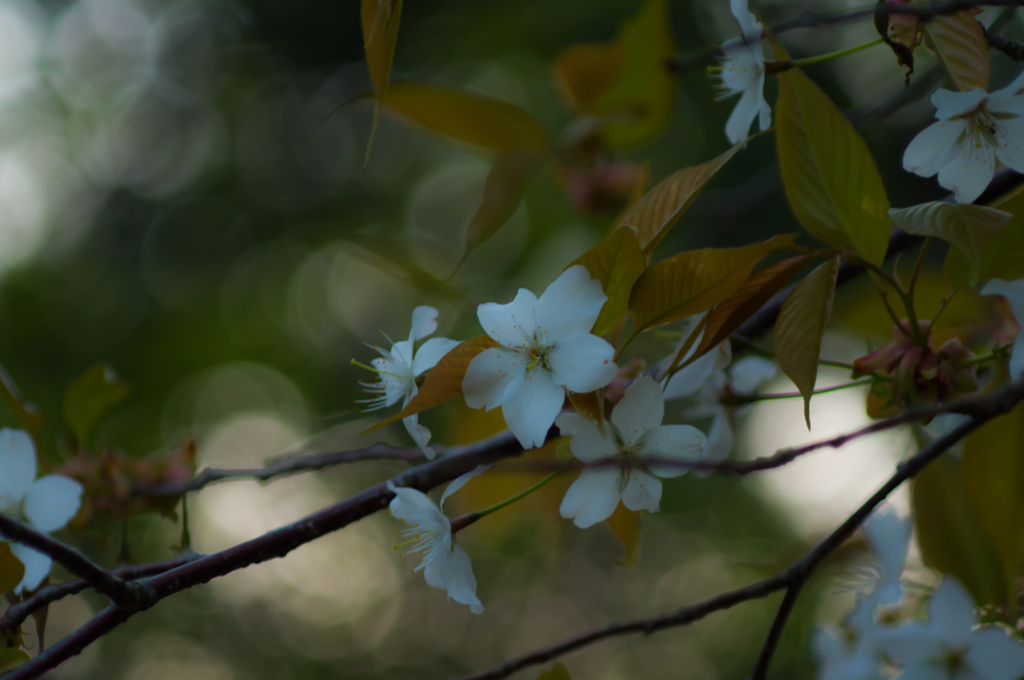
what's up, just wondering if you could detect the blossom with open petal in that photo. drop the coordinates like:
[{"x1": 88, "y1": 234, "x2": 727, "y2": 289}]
[
  {"x1": 0, "y1": 429, "x2": 83, "y2": 594},
  {"x1": 845, "y1": 506, "x2": 912, "y2": 631},
  {"x1": 359, "y1": 306, "x2": 460, "y2": 459},
  {"x1": 878, "y1": 577, "x2": 1024, "y2": 680},
  {"x1": 557, "y1": 377, "x2": 706, "y2": 528},
  {"x1": 903, "y1": 71, "x2": 1024, "y2": 203},
  {"x1": 813, "y1": 626, "x2": 885, "y2": 680},
  {"x1": 387, "y1": 465, "x2": 488, "y2": 614},
  {"x1": 463, "y1": 266, "x2": 617, "y2": 449},
  {"x1": 715, "y1": 0, "x2": 771, "y2": 144},
  {"x1": 980, "y1": 278, "x2": 1024, "y2": 380}
]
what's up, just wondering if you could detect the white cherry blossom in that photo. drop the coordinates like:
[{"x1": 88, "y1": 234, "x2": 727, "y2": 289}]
[
  {"x1": 0, "y1": 429, "x2": 83, "y2": 594},
  {"x1": 359, "y1": 306, "x2": 459, "y2": 459},
  {"x1": 387, "y1": 465, "x2": 489, "y2": 614},
  {"x1": 878, "y1": 577, "x2": 1024, "y2": 680},
  {"x1": 979, "y1": 278, "x2": 1024, "y2": 380},
  {"x1": 557, "y1": 377, "x2": 706, "y2": 528},
  {"x1": 813, "y1": 626, "x2": 885, "y2": 680},
  {"x1": 463, "y1": 265, "x2": 617, "y2": 449},
  {"x1": 845, "y1": 506, "x2": 912, "y2": 631},
  {"x1": 716, "y1": 0, "x2": 772, "y2": 144},
  {"x1": 903, "y1": 72, "x2": 1024, "y2": 204}
]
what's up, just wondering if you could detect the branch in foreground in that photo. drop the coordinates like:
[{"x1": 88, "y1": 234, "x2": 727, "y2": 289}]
[
  {"x1": 0, "y1": 516, "x2": 142, "y2": 608},
  {"x1": 0, "y1": 553, "x2": 202, "y2": 636},
  {"x1": 452, "y1": 381, "x2": 1024, "y2": 680}
]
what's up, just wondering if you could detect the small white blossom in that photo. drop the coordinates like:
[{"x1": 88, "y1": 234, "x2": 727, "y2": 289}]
[
  {"x1": 845, "y1": 505, "x2": 913, "y2": 631},
  {"x1": 813, "y1": 626, "x2": 885, "y2": 680},
  {"x1": 716, "y1": 0, "x2": 772, "y2": 144},
  {"x1": 360, "y1": 306, "x2": 460, "y2": 459},
  {"x1": 878, "y1": 577, "x2": 1024, "y2": 680},
  {"x1": 557, "y1": 377, "x2": 706, "y2": 528},
  {"x1": 387, "y1": 465, "x2": 489, "y2": 614},
  {"x1": 0, "y1": 429, "x2": 83, "y2": 594},
  {"x1": 463, "y1": 266, "x2": 617, "y2": 449},
  {"x1": 903, "y1": 72, "x2": 1024, "y2": 204},
  {"x1": 979, "y1": 278, "x2": 1024, "y2": 380}
]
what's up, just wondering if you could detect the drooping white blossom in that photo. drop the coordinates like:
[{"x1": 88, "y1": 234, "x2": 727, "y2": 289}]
[
  {"x1": 463, "y1": 266, "x2": 617, "y2": 449},
  {"x1": 716, "y1": 0, "x2": 772, "y2": 144},
  {"x1": 557, "y1": 377, "x2": 706, "y2": 528},
  {"x1": 878, "y1": 577, "x2": 1024, "y2": 680},
  {"x1": 360, "y1": 306, "x2": 460, "y2": 459},
  {"x1": 387, "y1": 465, "x2": 489, "y2": 614},
  {"x1": 979, "y1": 278, "x2": 1024, "y2": 381},
  {"x1": 812, "y1": 626, "x2": 885, "y2": 680},
  {"x1": 903, "y1": 72, "x2": 1024, "y2": 204},
  {"x1": 845, "y1": 505, "x2": 913, "y2": 631},
  {"x1": 0, "y1": 429, "x2": 83, "y2": 594}
]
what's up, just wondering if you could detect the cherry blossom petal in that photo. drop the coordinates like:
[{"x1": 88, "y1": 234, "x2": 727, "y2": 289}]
[
  {"x1": 903, "y1": 119, "x2": 967, "y2": 178},
  {"x1": 928, "y1": 577, "x2": 977, "y2": 646},
  {"x1": 559, "y1": 466, "x2": 622, "y2": 528},
  {"x1": 23, "y1": 476, "x2": 83, "y2": 533},
  {"x1": 388, "y1": 483, "x2": 446, "y2": 527},
  {"x1": 439, "y1": 543, "x2": 484, "y2": 614},
  {"x1": 700, "y1": 409, "x2": 734, "y2": 473},
  {"x1": 876, "y1": 623, "x2": 946, "y2": 667},
  {"x1": 500, "y1": 367, "x2": 565, "y2": 448},
  {"x1": 663, "y1": 350, "x2": 721, "y2": 399},
  {"x1": 408, "y1": 305, "x2": 439, "y2": 342},
  {"x1": 611, "y1": 377, "x2": 664, "y2": 443},
  {"x1": 10, "y1": 543, "x2": 51, "y2": 594},
  {"x1": 555, "y1": 412, "x2": 618, "y2": 463},
  {"x1": 863, "y1": 506, "x2": 911, "y2": 606},
  {"x1": 547, "y1": 331, "x2": 616, "y2": 393},
  {"x1": 621, "y1": 470, "x2": 661, "y2": 513},
  {"x1": 966, "y1": 628, "x2": 1024, "y2": 680},
  {"x1": 440, "y1": 464, "x2": 490, "y2": 511},
  {"x1": 0, "y1": 429, "x2": 36, "y2": 505},
  {"x1": 463, "y1": 347, "x2": 527, "y2": 410},
  {"x1": 725, "y1": 83, "x2": 762, "y2": 144},
  {"x1": 642, "y1": 424, "x2": 706, "y2": 478},
  {"x1": 981, "y1": 279, "x2": 1024, "y2": 325},
  {"x1": 1010, "y1": 333, "x2": 1024, "y2": 381},
  {"x1": 993, "y1": 116, "x2": 1024, "y2": 174},
  {"x1": 757, "y1": 73, "x2": 771, "y2": 131},
  {"x1": 938, "y1": 137, "x2": 995, "y2": 204},
  {"x1": 534, "y1": 266, "x2": 607, "y2": 343},
  {"x1": 729, "y1": 0, "x2": 760, "y2": 38},
  {"x1": 477, "y1": 289, "x2": 538, "y2": 349},
  {"x1": 931, "y1": 87, "x2": 987, "y2": 119},
  {"x1": 412, "y1": 337, "x2": 460, "y2": 376},
  {"x1": 403, "y1": 413, "x2": 435, "y2": 459},
  {"x1": 894, "y1": 667, "x2": 948, "y2": 680},
  {"x1": 730, "y1": 356, "x2": 776, "y2": 393}
]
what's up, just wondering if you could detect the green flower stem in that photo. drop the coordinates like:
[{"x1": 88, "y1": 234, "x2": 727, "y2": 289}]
[
  {"x1": 614, "y1": 328, "x2": 643, "y2": 363},
  {"x1": 957, "y1": 344, "x2": 1014, "y2": 368},
  {"x1": 727, "y1": 378, "x2": 876, "y2": 405},
  {"x1": 857, "y1": 258, "x2": 925, "y2": 347},
  {"x1": 449, "y1": 461, "x2": 572, "y2": 534},
  {"x1": 729, "y1": 335, "x2": 892, "y2": 382},
  {"x1": 789, "y1": 38, "x2": 885, "y2": 68}
]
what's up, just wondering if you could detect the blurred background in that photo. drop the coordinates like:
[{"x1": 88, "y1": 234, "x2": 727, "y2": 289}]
[{"x1": 0, "y1": 0, "x2": 1018, "y2": 678}]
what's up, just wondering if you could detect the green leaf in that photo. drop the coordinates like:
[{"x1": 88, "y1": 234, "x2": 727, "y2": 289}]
[
  {"x1": 463, "y1": 150, "x2": 544, "y2": 261},
  {"x1": 914, "y1": 453, "x2": 1007, "y2": 607},
  {"x1": 776, "y1": 67, "x2": 892, "y2": 265},
  {"x1": 922, "y1": 8, "x2": 990, "y2": 92},
  {"x1": 889, "y1": 202, "x2": 1011, "y2": 286},
  {"x1": 64, "y1": 363, "x2": 130, "y2": 444},
  {"x1": 569, "y1": 228, "x2": 647, "y2": 335},
  {"x1": 945, "y1": 189, "x2": 1024, "y2": 288},
  {"x1": 772, "y1": 258, "x2": 839, "y2": 427},
  {"x1": 628, "y1": 234, "x2": 796, "y2": 332},
  {"x1": 617, "y1": 141, "x2": 746, "y2": 256},
  {"x1": 533, "y1": 662, "x2": 572, "y2": 680},
  {"x1": 360, "y1": 0, "x2": 403, "y2": 161},
  {"x1": 0, "y1": 364, "x2": 43, "y2": 435},
  {"x1": 0, "y1": 648, "x2": 29, "y2": 673},
  {"x1": 0, "y1": 543, "x2": 25, "y2": 595},
  {"x1": 961, "y1": 403, "x2": 1024, "y2": 612},
  {"x1": 554, "y1": 0, "x2": 675, "y2": 150},
  {"x1": 361, "y1": 336, "x2": 499, "y2": 434},
  {"x1": 384, "y1": 81, "x2": 550, "y2": 152},
  {"x1": 685, "y1": 254, "x2": 815, "y2": 366}
]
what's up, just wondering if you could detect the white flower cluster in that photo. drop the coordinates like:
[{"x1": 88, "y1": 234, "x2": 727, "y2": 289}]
[{"x1": 814, "y1": 507, "x2": 1024, "y2": 680}]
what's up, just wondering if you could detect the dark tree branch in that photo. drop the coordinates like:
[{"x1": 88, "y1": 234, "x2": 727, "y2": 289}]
[
  {"x1": 451, "y1": 386, "x2": 1019, "y2": 680},
  {"x1": 982, "y1": 23, "x2": 1024, "y2": 60},
  {"x1": 0, "y1": 516, "x2": 143, "y2": 608}
]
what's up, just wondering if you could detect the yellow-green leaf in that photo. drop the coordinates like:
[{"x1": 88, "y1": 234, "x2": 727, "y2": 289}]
[
  {"x1": 64, "y1": 363, "x2": 130, "y2": 445},
  {"x1": 890, "y1": 202, "x2": 1011, "y2": 286},
  {"x1": 534, "y1": 662, "x2": 572, "y2": 680},
  {"x1": 773, "y1": 257, "x2": 839, "y2": 427},
  {"x1": 0, "y1": 543, "x2": 25, "y2": 595},
  {"x1": 686, "y1": 254, "x2": 815, "y2": 366},
  {"x1": 914, "y1": 453, "x2": 1007, "y2": 607},
  {"x1": 569, "y1": 228, "x2": 646, "y2": 335},
  {"x1": 604, "y1": 504, "x2": 641, "y2": 568},
  {"x1": 554, "y1": 0, "x2": 675, "y2": 150},
  {"x1": 945, "y1": 188, "x2": 1024, "y2": 288},
  {"x1": 628, "y1": 234, "x2": 796, "y2": 332},
  {"x1": 776, "y1": 67, "x2": 891, "y2": 265},
  {"x1": 361, "y1": 335, "x2": 498, "y2": 434},
  {"x1": 0, "y1": 648, "x2": 29, "y2": 673},
  {"x1": 922, "y1": 9, "x2": 990, "y2": 92},
  {"x1": 0, "y1": 364, "x2": 42, "y2": 435},
  {"x1": 464, "y1": 150, "x2": 544, "y2": 262},
  {"x1": 961, "y1": 403, "x2": 1024, "y2": 611},
  {"x1": 360, "y1": 0, "x2": 403, "y2": 161},
  {"x1": 384, "y1": 81, "x2": 550, "y2": 152},
  {"x1": 618, "y1": 142, "x2": 745, "y2": 256}
]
